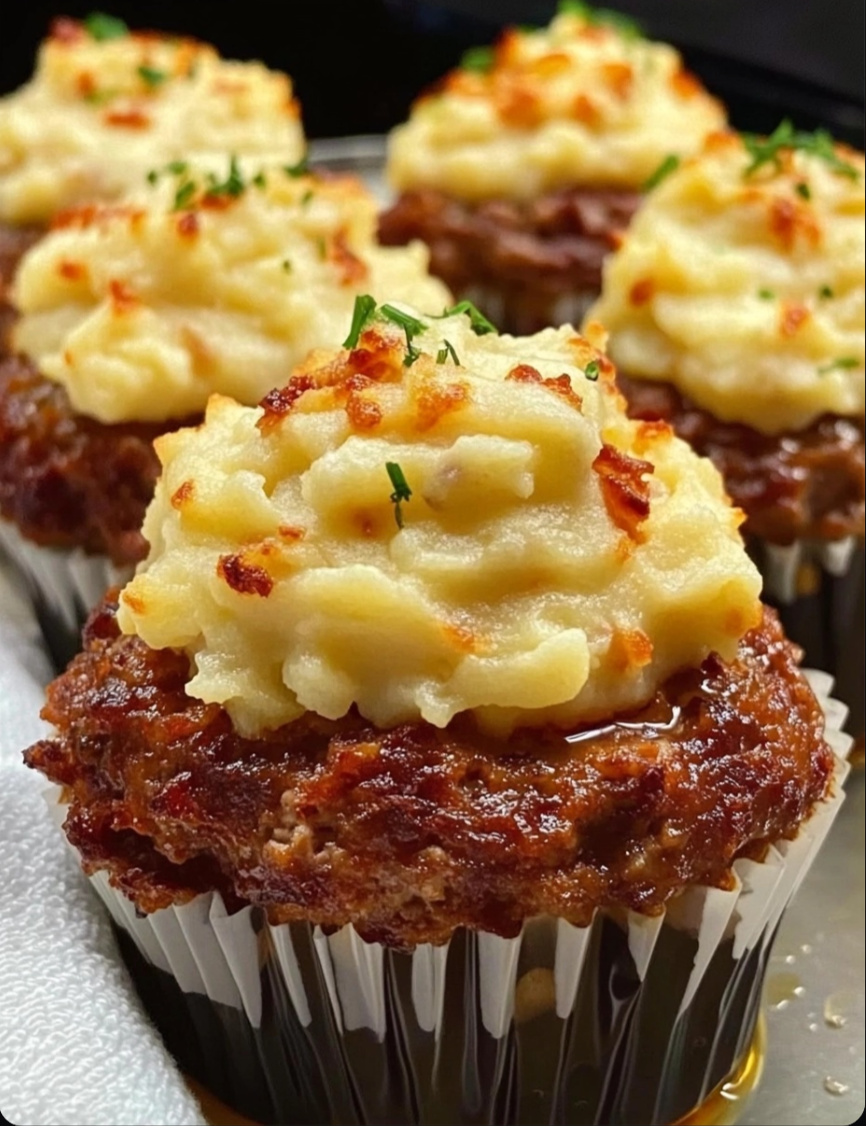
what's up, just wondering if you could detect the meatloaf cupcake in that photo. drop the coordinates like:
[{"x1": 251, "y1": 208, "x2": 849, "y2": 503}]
[
  {"x1": 26, "y1": 302, "x2": 851, "y2": 1125},
  {"x1": 0, "y1": 13, "x2": 306, "y2": 294},
  {"x1": 0, "y1": 164, "x2": 449, "y2": 666},
  {"x1": 379, "y1": 1, "x2": 725, "y2": 334},
  {"x1": 588, "y1": 126, "x2": 865, "y2": 735}
]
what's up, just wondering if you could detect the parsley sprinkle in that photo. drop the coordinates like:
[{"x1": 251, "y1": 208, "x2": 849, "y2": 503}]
[
  {"x1": 206, "y1": 155, "x2": 245, "y2": 198},
  {"x1": 146, "y1": 169, "x2": 159, "y2": 185},
  {"x1": 385, "y1": 462, "x2": 412, "y2": 530},
  {"x1": 252, "y1": 171, "x2": 267, "y2": 189},
  {"x1": 742, "y1": 120, "x2": 860, "y2": 181},
  {"x1": 138, "y1": 64, "x2": 168, "y2": 87},
  {"x1": 818, "y1": 285, "x2": 834, "y2": 299},
  {"x1": 301, "y1": 189, "x2": 314, "y2": 208},
  {"x1": 795, "y1": 181, "x2": 811, "y2": 200},
  {"x1": 584, "y1": 360, "x2": 601, "y2": 381},
  {"x1": 284, "y1": 156, "x2": 310, "y2": 178},
  {"x1": 436, "y1": 340, "x2": 461, "y2": 365},
  {"x1": 557, "y1": 1, "x2": 643, "y2": 39},
  {"x1": 166, "y1": 160, "x2": 189, "y2": 175},
  {"x1": 84, "y1": 12, "x2": 128, "y2": 40},
  {"x1": 343, "y1": 295, "x2": 378, "y2": 349},
  {"x1": 818, "y1": 356, "x2": 859, "y2": 374},
  {"x1": 380, "y1": 304, "x2": 428, "y2": 366},
  {"x1": 461, "y1": 46, "x2": 495, "y2": 73},
  {"x1": 438, "y1": 300, "x2": 497, "y2": 336},
  {"x1": 758, "y1": 288, "x2": 775, "y2": 300},
  {"x1": 172, "y1": 181, "x2": 196, "y2": 211},
  {"x1": 642, "y1": 154, "x2": 680, "y2": 192}
]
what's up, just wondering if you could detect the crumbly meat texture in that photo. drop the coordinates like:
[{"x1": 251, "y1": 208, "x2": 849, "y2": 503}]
[
  {"x1": 26, "y1": 596, "x2": 833, "y2": 948},
  {"x1": 620, "y1": 375, "x2": 865, "y2": 546},
  {"x1": 378, "y1": 187, "x2": 640, "y2": 332},
  {"x1": 0, "y1": 221, "x2": 43, "y2": 293},
  {"x1": 0, "y1": 353, "x2": 181, "y2": 564}
]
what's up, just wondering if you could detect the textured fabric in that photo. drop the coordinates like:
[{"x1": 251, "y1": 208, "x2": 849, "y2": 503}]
[{"x1": 0, "y1": 564, "x2": 205, "y2": 1126}]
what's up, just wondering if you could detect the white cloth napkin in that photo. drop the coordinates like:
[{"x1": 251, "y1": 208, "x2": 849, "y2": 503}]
[{"x1": 0, "y1": 564, "x2": 206, "y2": 1126}]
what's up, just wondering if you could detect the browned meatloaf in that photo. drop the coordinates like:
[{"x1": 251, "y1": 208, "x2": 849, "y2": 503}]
[
  {"x1": 378, "y1": 187, "x2": 640, "y2": 333},
  {"x1": 619, "y1": 375, "x2": 866, "y2": 546},
  {"x1": 26, "y1": 596, "x2": 834, "y2": 949},
  {"x1": 0, "y1": 352, "x2": 179, "y2": 565},
  {"x1": 0, "y1": 221, "x2": 43, "y2": 294}
]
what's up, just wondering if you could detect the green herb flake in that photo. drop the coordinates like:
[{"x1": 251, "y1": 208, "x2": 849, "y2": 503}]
[
  {"x1": 758, "y1": 288, "x2": 775, "y2": 300},
  {"x1": 794, "y1": 181, "x2": 811, "y2": 200},
  {"x1": 284, "y1": 155, "x2": 310, "y2": 178},
  {"x1": 461, "y1": 45, "x2": 495, "y2": 73},
  {"x1": 557, "y1": 1, "x2": 643, "y2": 39},
  {"x1": 83, "y1": 12, "x2": 129, "y2": 41},
  {"x1": 146, "y1": 168, "x2": 160, "y2": 185},
  {"x1": 316, "y1": 236, "x2": 328, "y2": 260},
  {"x1": 82, "y1": 87, "x2": 116, "y2": 105},
  {"x1": 172, "y1": 181, "x2": 197, "y2": 211},
  {"x1": 436, "y1": 340, "x2": 461, "y2": 365},
  {"x1": 385, "y1": 462, "x2": 412, "y2": 530},
  {"x1": 252, "y1": 171, "x2": 268, "y2": 189},
  {"x1": 206, "y1": 154, "x2": 245, "y2": 199},
  {"x1": 166, "y1": 160, "x2": 189, "y2": 176},
  {"x1": 642, "y1": 154, "x2": 680, "y2": 193},
  {"x1": 742, "y1": 119, "x2": 860, "y2": 181},
  {"x1": 380, "y1": 304, "x2": 428, "y2": 366},
  {"x1": 818, "y1": 356, "x2": 859, "y2": 374},
  {"x1": 282, "y1": 259, "x2": 292, "y2": 273},
  {"x1": 138, "y1": 64, "x2": 168, "y2": 87},
  {"x1": 818, "y1": 285, "x2": 834, "y2": 300},
  {"x1": 343, "y1": 295, "x2": 378, "y2": 349},
  {"x1": 438, "y1": 300, "x2": 497, "y2": 336},
  {"x1": 300, "y1": 189, "x2": 314, "y2": 208},
  {"x1": 584, "y1": 360, "x2": 601, "y2": 381}
]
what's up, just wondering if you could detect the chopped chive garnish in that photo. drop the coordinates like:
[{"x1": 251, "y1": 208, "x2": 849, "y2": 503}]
[
  {"x1": 138, "y1": 64, "x2": 168, "y2": 87},
  {"x1": 557, "y1": 1, "x2": 643, "y2": 39},
  {"x1": 84, "y1": 12, "x2": 128, "y2": 40},
  {"x1": 461, "y1": 46, "x2": 495, "y2": 73},
  {"x1": 385, "y1": 462, "x2": 412, "y2": 529},
  {"x1": 380, "y1": 304, "x2": 427, "y2": 366},
  {"x1": 146, "y1": 168, "x2": 159, "y2": 185},
  {"x1": 316, "y1": 237, "x2": 328, "y2": 259},
  {"x1": 584, "y1": 360, "x2": 601, "y2": 381},
  {"x1": 172, "y1": 181, "x2": 196, "y2": 210},
  {"x1": 83, "y1": 87, "x2": 116, "y2": 104},
  {"x1": 166, "y1": 160, "x2": 189, "y2": 175},
  {"x1": 818, "y1": 284, "x2": 834, "y2": 299},
  {"x1": 252, "y1": 171, "x2": 267, "y2": 189},
  {"x1": 795, "y1": 181, "x2": 811, "y2": 200},
  {"x1": 282, "y1": 259, "x2": 292, "y2": 272},
  {"x1": 818, "y1": 356, "x2": 859, "y2": 374},
  {"x1": 300, "y1": 189, "x2": 314, "y2": 207},
  {"x1": 758, "y1": 288, "x2": 775, "y2": 300},
  {"x1": 437, "y1": 300, "x2": 497, "y2": 336},
  {"x1": 343, "y1": 295, "x2": 378, "y2": 349},
  {"x1": 436, "y1": 340, "x2": 460, "y2": 365},
  {"x1": 742, "y1": 120, "x2": 860, "y2": 180},
  {"x1": 206, "y1": 154, "x2": 244, "y2": 198},
  {"x1": 284, "y1": 156, "x2": 310, "y2": 178},
  {"x1": 642, "y1": 154, "x2": 680, "y2": 192}
]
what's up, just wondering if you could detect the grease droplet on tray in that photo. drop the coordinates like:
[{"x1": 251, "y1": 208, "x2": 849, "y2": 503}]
[
  {"x1": 824, "y1": 991, "x2": 856, "y2": 1029},
  {"x1": 823, "y1": 1077, "x2": 850, "y2": 1097}
]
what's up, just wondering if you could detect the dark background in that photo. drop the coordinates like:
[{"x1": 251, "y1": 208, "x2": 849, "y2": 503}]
[{"x1": 2, "y1": 1, "x2": 864, "y2": 144}]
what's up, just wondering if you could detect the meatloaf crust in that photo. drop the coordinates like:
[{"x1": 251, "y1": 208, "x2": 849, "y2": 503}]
[
  {"x1": 378, "y1": 186, "x2": 640, "y2": 333},
  {"x1": 620, "y1": 374, "x2": 866, "y2": 546},
  {"x1": 0, "y1": 353, "x2": 177, "y2": 565},
  {"x1": 26, "y1": 596, "x2": 833, "y2": 949}
]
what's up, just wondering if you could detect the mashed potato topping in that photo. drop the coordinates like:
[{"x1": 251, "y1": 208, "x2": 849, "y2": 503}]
[
  {"x1": 387, "y1": 7, "x2": 725, "y2": 201},
  {"x1": 0, "y1": 16, "x2": 305, "y2": 224},
  {"x1": 12, "y1": 166, "x2": 451, "y2": 423},
  {"x1": 588, "y1": 131, "x2": 866, "y2": 434},
  {"x1": 117, "y1": 304, "x2": 761, "y2": 737}
]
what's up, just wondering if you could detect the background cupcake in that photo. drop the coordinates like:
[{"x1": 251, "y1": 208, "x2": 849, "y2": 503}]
[
  {"x1": 0, "y1": 163, "x2": 449, "y2": 667},
  {"x1": 26, "y1": 303, "x2": 850, "y2": 1125},
  {"x1": 378, "y1": 1, "x2": 726, "y2": 333},
  {"x1": 588, "y1": 126, "x2": 865, "y2": 735},
  {"x1": 0, "y1": 13, "x2": 305, "y2": 292}
]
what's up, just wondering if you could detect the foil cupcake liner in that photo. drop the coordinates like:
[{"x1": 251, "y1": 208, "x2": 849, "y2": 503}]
[
  {"x1": 0, "y1": 520, "x2": 130, "y2": 671},
  {"x1": 41, "y1": 672, "x2": 848, "y2": 1126},
  {"x1": 752, "y1": 537, "x2": 864, "y2": 737}
]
